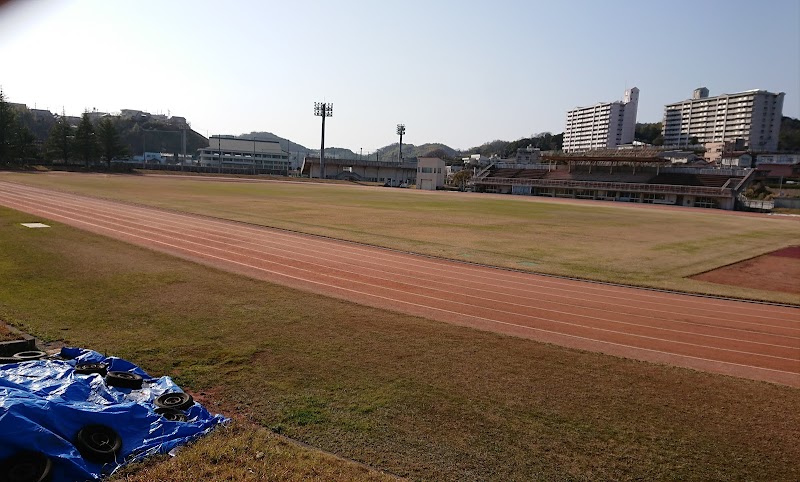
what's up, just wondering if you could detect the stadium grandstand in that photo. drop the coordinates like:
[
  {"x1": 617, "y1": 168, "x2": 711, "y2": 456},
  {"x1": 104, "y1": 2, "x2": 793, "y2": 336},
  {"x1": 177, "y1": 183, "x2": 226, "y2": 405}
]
[
  {"x1": 472, "y1": 149, "x2": 756, "y2": 210},
  {"x1": 301, "y1": 156, "x2": 417, "y2": 186}
]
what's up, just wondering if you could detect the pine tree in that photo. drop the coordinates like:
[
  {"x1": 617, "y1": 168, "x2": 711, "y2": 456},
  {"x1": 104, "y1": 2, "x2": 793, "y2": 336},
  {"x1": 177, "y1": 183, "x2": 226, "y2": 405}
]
[
  {"x1": 13, "y1": 122, "x2": 38, "y2": 162},
  {"x1": 97, "y1": 117, "x2": 125, "y2": 168},
  {"x1": 0, "y1": 89, "x2": 18, "y2": 163},
  {"x1": 45, "y1": 115, "x2": 74, "y2": 163},
  {"x1": 74, "y1": 112, "x2": 98, "y2": 167}
]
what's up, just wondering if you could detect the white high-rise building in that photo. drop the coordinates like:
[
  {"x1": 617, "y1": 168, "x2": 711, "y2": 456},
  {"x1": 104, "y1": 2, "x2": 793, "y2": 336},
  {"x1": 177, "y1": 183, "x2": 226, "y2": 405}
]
[
  {"x1": 562, "y1": 88, "x2": 639, "y2": 153},
  {"x1": 662, "y1": 88, "x2": 784, "y2": 151}
]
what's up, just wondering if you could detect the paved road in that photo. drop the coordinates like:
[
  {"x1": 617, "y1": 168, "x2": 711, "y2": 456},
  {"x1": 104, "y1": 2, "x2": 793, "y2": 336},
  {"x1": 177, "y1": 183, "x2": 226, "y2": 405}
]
[{"x1": 1, "y1": 180, "x2": 798, "y2": 386}]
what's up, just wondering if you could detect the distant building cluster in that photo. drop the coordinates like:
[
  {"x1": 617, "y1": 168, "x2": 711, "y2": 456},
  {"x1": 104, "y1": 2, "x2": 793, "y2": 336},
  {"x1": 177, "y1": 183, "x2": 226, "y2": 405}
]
[
  {"x1": 7, "y1": 103, "x2": 190, "y2": 129},
  {"x1": 563, "y1": 86, "x2": 785, "y2": 154}
]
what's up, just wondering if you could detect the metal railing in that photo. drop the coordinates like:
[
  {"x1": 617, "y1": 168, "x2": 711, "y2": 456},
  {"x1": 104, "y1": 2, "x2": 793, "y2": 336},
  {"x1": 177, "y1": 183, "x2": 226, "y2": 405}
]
[
  {"x1": 660, "y1": 167, "x2": 750, "y2": 177},
  {"x1": 737, "y1": 194, "x2": 774, "y2": 210},
  {"x1": 474, "y1": 176, "x2": 733, "y2": 196}
]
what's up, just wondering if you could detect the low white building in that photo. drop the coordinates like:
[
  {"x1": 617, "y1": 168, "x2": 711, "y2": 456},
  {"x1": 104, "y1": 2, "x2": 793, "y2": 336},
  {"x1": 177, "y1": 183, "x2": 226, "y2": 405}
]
[
  {"x1": 755, "y1": 153, "x2": 800, "y2": 165},
  {"x1": 515, "y1": 146, "x2": 540, "y2": 163},
  {"x1": 417, "y1": 157, "x2": 446, "y2": 190},
  {"x1": 720, "y1": 153, "x2": 752, "y2": 167},
  {"x1": 446, "y1": 164, "x2": 463, "y2": 176},
  {"x1": 199, "y1": 136, "x2": 289, "y2": 172}
]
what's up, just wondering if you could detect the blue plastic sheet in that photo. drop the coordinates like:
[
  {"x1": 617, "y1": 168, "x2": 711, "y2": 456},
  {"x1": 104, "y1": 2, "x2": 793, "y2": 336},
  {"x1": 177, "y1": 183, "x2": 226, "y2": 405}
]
[{"x1": 0, "y1": 347, "x2": 228, "y2": 481}]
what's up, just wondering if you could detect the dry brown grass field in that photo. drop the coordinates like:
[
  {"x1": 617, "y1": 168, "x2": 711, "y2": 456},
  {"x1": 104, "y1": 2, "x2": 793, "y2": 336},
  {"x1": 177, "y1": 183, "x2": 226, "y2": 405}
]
[
  {"x1": 2, "y1": 171, "x2": 798, "y2": 304},
  {"x1": 1, "y1": 205, "x2": 799, "y2": 481}
]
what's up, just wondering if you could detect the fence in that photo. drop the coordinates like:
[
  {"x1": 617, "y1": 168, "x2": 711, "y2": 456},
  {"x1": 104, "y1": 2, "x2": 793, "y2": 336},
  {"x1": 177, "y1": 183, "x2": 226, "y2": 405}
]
[
  {"x1": 737, "y1": 194, "x2": 774, "y2": 211},
  {"x1": 112, "y1": 162, "x2": 290, "y2": 176}
]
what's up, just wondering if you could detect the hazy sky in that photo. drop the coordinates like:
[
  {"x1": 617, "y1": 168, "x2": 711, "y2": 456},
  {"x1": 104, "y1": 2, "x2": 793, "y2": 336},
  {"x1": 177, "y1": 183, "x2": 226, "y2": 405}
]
[{"x1": 1, "y1": 0, "x2": 798, "y2": 152}]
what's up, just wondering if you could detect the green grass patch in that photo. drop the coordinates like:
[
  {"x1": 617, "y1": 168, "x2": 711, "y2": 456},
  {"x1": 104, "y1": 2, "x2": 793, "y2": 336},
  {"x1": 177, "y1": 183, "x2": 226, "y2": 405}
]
[
  {"x1": 0, "y1": 205, "x2": 798, "y2": 481},
  {"x1": 2, "y1": 172, "x2": 798, "y2": 304}
]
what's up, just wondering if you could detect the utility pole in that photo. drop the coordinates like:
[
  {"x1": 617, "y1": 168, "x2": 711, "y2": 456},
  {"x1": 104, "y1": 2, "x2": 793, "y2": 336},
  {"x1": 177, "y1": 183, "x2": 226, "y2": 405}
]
[
  {"x1": 218, "y1": 136, "x2": 222, "y2": 174},
  {"x1": 286, "y1": 139, "x2": 292, "y2": 176},
  {"x1": 314, "y1": 102, "x2": 333, "y2": 179},
  {"x1": 397, "y1": 124, "x2": 405, "y2": 162}
]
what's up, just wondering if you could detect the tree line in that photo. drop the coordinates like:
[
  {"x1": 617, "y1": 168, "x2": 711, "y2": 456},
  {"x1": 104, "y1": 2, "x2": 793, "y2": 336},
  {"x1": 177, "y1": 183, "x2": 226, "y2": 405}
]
[{"x1": 1, "y1": 89, "x2": 127, "y2": 167}]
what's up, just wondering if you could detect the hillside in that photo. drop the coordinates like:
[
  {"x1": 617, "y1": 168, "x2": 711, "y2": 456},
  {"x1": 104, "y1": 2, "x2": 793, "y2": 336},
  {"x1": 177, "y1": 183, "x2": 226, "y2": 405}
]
[
  {"x1": 779, "y1": 116, "x2": 800, "y2": 151},
  {"x1": 118, "y1": 119, "x2": 207, "y2": 156},
  {"x1": 635, "y1": 122, "x2": 663, "y2": 145}
]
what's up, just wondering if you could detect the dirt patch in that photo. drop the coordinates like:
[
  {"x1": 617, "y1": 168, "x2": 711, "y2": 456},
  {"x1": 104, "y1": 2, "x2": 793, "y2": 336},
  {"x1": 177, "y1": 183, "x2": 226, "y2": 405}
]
[
  {"x1": 771, "y1": 246, "x2": 800, "y2": 259},
  {"x1": 0, "y1": 319, "x2": 24, "y2": 342},
  {"x1": 691, "y1": 246, "x2": 800, "y2": 295}
]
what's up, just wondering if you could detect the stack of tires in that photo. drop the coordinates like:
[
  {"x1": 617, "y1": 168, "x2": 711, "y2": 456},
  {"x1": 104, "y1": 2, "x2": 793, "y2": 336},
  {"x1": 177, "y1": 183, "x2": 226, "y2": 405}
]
[{"x1": 0, "y1": 350, "x2": 203, "y2": 482}]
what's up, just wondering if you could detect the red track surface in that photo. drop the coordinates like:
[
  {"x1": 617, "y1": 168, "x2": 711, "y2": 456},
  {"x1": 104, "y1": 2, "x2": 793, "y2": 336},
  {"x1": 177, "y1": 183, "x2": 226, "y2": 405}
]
[{"x1": 1, "y1": 180, "x2": 798, "y2": 386}]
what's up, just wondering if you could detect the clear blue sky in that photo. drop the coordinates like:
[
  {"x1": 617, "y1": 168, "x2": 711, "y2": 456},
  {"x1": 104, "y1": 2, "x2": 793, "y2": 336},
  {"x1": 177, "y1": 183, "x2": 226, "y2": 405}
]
[{"x1": 1, "y1": 0, "x2": 798, "y2": 152}]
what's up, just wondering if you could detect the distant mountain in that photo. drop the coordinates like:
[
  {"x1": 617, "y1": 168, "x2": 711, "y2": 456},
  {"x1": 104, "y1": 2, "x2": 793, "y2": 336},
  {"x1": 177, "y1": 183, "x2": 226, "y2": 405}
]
[
  {"x1": 238, "y1": 131, "x2": 311, "y2": 153},
  {"x1": 370, "y1": 143, "x2": 460, "y2": 162},
  {"x1": 461, "y1": 133, "x2": 563, "y2": 158},
  {"x1": 236, "y1": 131, "x2": 567, "y2": 164},
  {"x1": 238, "y1": 131, "x2": 313, "y2": 167}
]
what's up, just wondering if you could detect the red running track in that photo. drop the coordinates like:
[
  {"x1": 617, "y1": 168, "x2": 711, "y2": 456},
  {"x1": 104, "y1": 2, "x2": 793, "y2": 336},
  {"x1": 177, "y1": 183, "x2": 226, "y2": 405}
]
[{"x1": 1, "y1": 180, "x2": 798, "y2": 386}]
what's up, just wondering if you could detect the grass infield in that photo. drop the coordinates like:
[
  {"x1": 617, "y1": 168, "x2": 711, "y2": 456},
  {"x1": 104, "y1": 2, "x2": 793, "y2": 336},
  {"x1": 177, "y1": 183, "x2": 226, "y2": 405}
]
[
  {"x1": 0, "y1": 206, "x2": 798, "y2": 481},
  {"x1": 2, "y1": 171, "x2": 799, "y2": 304}
]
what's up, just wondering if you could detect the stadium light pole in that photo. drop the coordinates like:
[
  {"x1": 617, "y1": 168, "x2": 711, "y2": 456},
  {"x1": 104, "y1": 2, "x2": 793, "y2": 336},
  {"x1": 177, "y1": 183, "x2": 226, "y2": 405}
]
[
  {"x1": 396, "y1": 124, "x2": 405, "y2": 162},
  {"x1": 314, "y1": 102, "x2": 333, "y2": 179}
]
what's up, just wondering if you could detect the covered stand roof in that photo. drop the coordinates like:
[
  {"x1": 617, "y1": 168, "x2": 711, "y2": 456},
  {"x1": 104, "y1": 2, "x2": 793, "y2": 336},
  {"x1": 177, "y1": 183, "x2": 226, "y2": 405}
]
[{"x1": 543, "y1": 148, "x2": 671, "y2": 166}]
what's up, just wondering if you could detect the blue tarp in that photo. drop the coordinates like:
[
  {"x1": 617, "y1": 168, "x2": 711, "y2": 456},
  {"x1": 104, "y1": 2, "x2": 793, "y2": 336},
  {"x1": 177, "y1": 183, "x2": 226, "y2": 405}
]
[{"x1": 0, "y1": 347, "x2": 228, "y2": 481}]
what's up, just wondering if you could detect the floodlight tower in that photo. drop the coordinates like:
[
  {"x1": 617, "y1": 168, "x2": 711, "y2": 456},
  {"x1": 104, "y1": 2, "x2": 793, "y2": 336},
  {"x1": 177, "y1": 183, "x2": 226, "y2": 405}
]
[
  {"x1": 396, "y1": 124, "x2": 405, "y2": 162},
  {"x1": 314, "y1": 102, "x2": 333, "y2": 179}
]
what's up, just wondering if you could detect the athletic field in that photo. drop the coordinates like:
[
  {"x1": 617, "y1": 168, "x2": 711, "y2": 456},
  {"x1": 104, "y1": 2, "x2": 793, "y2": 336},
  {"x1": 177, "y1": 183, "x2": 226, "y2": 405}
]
[
  {"x1": 2, "y1": 171, "x2": 798, "y2": 304},
  {"x1": 0, "y1": 172, "x2": 798, "y2": 480}
]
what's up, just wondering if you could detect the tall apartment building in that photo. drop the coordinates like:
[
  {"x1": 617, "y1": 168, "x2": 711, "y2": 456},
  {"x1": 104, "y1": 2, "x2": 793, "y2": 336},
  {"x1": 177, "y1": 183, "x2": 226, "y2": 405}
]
[
  {"x1": 662, "y1": 88, "x2": 784, "y2": 151},
  {"x1": 562, "y1": 87, "x2": 639, "y2": 153}
]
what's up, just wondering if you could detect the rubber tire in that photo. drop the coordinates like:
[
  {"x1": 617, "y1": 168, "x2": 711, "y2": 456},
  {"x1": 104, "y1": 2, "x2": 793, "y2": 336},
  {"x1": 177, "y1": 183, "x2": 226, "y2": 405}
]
[
  {"x1": 75, "y1": 424, "x2": 122, "y2": 463},
  {"x1": 12, "y1": 351, "x2": 47, "y2": 361},
  {"x1": 74, "y1": 362, "x2": 108, "y2": 376},
  {"x1": 155, "y1": 407, "x2": 188, "y2": 422},
  {"x1": 154, "y1": 392, "x2": 194, "y2": 411},
  {"x1": 105, "y1": 371, "x2": 143, "y2": 389},
  {"x1": 0, "y1": 451, "x2": 52, "y2": 482}
]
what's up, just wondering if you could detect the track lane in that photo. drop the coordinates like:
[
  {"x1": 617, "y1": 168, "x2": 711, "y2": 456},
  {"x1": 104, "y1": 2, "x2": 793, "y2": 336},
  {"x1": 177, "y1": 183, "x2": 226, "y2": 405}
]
[{"x1": 1, "y1": 181, "x2": 798, "y2": 386}]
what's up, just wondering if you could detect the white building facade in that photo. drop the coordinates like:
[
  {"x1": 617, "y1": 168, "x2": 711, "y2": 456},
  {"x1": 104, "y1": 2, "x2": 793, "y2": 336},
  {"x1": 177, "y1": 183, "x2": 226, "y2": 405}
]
[
  {"x1": 662, "y1": 88, "x2": 784, "y2": 151},
  {"x1": 199, "y1": 136, "x2": 289, "y2": 172},
  {"x1": 562, "y1": 88, "x2": 639, "y2": 153},
  {"x1": 416, "y1": 157, "x2": 446, "y2": 190}
]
